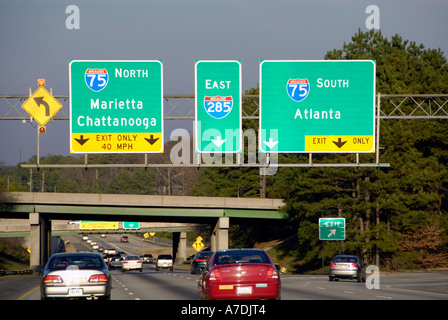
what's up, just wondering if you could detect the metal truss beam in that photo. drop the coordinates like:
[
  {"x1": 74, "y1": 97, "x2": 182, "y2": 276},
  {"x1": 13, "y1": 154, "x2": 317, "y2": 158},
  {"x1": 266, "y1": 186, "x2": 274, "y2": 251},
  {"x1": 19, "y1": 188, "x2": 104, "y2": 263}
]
[
  {"x1": 1, "y1": 93, "x2": 448, "y2": 120},
  {"x1": 4, "y1": 93, "x2": 447, "y2": 169}
]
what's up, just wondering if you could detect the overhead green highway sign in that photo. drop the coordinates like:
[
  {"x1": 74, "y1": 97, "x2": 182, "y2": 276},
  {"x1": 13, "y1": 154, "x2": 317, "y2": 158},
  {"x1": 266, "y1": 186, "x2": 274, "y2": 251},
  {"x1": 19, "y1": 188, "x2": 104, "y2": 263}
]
[
  {"x1": 195, "y1": 60, "x2": 242, "y2": 153},
  {"x1": 123, "y1": 221, "x2": 140, "y2": 229},
  {"x1": 69, "y1": 60, "x2": 164, "y2": 154},
  {"x1": 259, "y1": 60, "x2": 375, "y2": 153}
]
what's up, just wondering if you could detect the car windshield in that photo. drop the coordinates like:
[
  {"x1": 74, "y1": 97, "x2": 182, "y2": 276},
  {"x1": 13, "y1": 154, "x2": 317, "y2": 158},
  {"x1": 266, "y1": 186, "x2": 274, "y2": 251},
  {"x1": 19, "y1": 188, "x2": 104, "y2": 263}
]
[
  {"x1": 333, "y1": 256, "x2": 358, "y2": 263},
  {"x1": 214, "y1": 250, "x2": 270, "y2": 265},
  {"x1": 48, "y1": 255, "x2": 103, "y2": 270}
]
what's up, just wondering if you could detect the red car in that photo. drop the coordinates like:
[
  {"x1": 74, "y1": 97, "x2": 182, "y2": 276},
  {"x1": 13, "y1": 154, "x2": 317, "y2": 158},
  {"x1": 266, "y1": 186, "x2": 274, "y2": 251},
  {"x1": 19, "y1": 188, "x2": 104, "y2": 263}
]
[{"x1": 198, "y1": 249, "x2": 281, "y2": 300}]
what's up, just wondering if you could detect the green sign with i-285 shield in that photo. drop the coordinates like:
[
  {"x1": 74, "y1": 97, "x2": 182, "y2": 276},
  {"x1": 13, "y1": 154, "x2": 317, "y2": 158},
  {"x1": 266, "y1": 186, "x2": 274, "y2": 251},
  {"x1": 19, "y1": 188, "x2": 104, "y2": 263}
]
[{"x1": 195, "y1": 60, "x2": 242, "y2": 153}]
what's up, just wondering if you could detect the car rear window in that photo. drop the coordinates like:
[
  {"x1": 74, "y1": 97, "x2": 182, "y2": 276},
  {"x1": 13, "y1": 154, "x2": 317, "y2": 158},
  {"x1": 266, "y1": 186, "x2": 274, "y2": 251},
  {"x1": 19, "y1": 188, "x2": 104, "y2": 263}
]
[
  {"x1": 126, "y1": 256, "x2": 140, "y2": 260},
  {"x1": 213, "y1": 250, "x2": 270, "y2": 265},
  {"x1": 196, "y1": 252, "x2": 213, "y2": 259},
  {"x1": 158, "y1": 255, "x2": 172, "y2": 259},
  {"x1": 333, "y1": 256, "x2": 358, "y2": 263},
  {"x1": 49, "y1": 255, "x2": 104, "y2": 270}
]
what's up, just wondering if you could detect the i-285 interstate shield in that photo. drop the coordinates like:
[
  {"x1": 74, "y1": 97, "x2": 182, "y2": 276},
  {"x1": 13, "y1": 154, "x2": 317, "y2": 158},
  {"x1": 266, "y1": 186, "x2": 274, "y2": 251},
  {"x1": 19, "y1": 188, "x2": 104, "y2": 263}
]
[
  {"x1": 259, "y1": 60, "x2": 375, "y2": 153},
  {"x1": 69, "y1": 60, "x2": 163, "y2": 153}
]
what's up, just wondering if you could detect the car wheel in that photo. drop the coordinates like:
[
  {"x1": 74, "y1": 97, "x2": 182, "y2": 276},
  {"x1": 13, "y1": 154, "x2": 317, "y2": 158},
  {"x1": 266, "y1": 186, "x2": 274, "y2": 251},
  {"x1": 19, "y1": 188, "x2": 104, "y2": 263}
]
[
  {"x1": 122, "y1": 268, "x2": 125, "y2": 273},
  {"x1": 140, "y1": 268, "x2": 143, "y2": 272},
  {"x1": 170, "y1": 267, "x2": 173, "y2": 271}
]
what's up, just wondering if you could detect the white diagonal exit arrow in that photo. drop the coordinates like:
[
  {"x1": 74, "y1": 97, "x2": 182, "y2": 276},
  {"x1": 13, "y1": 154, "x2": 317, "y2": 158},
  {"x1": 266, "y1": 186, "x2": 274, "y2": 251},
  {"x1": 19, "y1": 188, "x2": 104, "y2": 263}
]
[
  {"x1": 263, "y1": 138, "x2": 278, "y2": 149},
  {"x1": 211, "y1": 136, "x2": 226, "y2": 147},
  {"x1": 328, "y1": 229, "x2": 336, "y2": 237}
]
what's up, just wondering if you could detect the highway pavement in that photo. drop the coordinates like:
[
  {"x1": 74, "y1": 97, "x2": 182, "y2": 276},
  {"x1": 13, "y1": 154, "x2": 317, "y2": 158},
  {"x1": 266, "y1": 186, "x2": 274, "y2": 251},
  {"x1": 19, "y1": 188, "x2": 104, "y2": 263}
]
[{"x1": 1, "y1": 233, "x2": 448, "y2": 301}]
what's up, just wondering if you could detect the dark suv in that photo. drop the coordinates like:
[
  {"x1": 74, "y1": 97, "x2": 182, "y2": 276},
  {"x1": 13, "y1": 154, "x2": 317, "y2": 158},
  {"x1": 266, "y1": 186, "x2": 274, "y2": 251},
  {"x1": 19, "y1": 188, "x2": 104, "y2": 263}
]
[{"x1": 190, "y1": 251, "x2": 213, "y2": 274}]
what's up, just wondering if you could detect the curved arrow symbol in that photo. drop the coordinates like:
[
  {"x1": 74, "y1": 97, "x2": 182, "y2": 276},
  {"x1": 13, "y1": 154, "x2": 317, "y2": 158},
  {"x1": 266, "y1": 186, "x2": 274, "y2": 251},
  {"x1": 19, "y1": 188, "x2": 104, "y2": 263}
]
[{"x1": 33, "y1": 97, "x2": 50, "y2": 116}]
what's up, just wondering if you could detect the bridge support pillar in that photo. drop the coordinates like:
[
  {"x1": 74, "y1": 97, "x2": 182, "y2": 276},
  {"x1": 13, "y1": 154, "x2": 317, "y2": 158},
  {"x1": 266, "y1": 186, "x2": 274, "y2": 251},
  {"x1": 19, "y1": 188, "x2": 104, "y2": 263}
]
[
  {"x1": 29, "y1": 212, "x2": 51, "y2": 268},
  {"x1": 172, "y1": 232, "x2": 187, "y2": 264},
  {"x1": 211, "y1": 216, "x2": 229, "y2": 251}
]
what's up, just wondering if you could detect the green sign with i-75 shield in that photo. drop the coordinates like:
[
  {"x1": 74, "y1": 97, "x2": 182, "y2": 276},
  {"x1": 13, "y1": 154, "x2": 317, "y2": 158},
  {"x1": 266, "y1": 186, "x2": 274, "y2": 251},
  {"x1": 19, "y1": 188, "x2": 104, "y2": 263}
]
[
  {"x1": 259, "y1": 60, "x2": 375, "y2": 153},
  {"x1": 69, "y1": 60, "x2": 163, "y2": 154}
]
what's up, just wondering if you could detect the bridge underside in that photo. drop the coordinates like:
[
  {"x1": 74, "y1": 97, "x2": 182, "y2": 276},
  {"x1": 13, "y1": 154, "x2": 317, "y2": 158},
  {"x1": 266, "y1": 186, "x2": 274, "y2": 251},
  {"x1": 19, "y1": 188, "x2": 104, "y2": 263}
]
[{"x1": 0, "y1": 192, "x2": 287, "y2": 268}]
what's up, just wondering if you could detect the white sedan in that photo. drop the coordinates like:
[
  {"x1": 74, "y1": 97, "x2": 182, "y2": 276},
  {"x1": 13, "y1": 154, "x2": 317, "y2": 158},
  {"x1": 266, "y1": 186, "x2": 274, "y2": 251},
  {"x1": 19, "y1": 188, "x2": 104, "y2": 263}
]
[{"x1": 122, "y1": 255, "x2": 143, "y2": 272}]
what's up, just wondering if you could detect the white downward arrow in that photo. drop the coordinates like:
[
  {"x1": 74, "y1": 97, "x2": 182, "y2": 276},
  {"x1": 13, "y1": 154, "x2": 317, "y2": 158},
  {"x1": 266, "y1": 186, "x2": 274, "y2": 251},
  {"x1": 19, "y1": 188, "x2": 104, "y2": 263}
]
[
  {"x1": 212, "y1": 136, "x2": 226, "y2": 147},
  {"x1": 263, "y1": 138, "x2": 278, "y2": 149}
]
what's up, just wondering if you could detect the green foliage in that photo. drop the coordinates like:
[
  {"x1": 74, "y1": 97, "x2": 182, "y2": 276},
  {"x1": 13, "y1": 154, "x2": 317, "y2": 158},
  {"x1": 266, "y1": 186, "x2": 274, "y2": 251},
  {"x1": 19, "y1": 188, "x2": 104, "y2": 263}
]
[{"x1": 0, "y1": 154, "x2": 157, "y2": 195}]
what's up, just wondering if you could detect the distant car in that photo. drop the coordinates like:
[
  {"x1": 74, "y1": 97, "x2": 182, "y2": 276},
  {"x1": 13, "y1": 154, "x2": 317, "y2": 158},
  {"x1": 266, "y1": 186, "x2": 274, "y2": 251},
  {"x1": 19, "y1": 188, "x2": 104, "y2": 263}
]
[
  {"x1": 328, "y1": 254, "x2": 366, "y2": 282},
  {"x1": 122, "y1": 255, "x2": 143, "y2": 272},
  {"x1": 191, "y1": 251, "x2": 213, "y2": 274},
  {"x1": 142, "y1": 254, "x2": 153, "y2": 263},
  {"x1": 100, "y1": 234, "x2": 106, "y2": 238},
  {"x1": 108, "y1": 255, "x2": 123, "y2": 270},
  {"x1": 107, "y1": 249, "x2": 117, "y2": 255},
  {"x1": 156, "y1": 254, "x2": 173, "y2": 271},
  {"x1": 40, "y1": 252, "x2": 111, "y2": 300},
  {"x1": 82, "y1": 235, "x2": 89, "y2": 241},
  {"x1": 198, "y1": 249, "x2": 281, "y2": 300},
  {"x1": 121, "y1": 236, "x2": 129, "y2": 243}
]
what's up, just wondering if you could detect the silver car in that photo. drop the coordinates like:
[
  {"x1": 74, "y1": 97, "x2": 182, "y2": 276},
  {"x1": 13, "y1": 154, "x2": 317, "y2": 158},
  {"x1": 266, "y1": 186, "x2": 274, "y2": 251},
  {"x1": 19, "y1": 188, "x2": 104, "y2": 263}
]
[
  {"x1": 328, "y1": 254, "x2": 366, "y2": 282},
  {"x1": 41, "y1": 252, "x2": 111, "y2": 300}
]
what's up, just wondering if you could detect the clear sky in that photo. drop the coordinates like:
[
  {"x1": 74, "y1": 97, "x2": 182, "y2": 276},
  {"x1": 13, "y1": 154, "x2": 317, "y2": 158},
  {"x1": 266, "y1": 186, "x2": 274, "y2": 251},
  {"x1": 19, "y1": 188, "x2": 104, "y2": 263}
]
[{"x1": 1, "y1": 0, "x2": 447, "y2": 166}]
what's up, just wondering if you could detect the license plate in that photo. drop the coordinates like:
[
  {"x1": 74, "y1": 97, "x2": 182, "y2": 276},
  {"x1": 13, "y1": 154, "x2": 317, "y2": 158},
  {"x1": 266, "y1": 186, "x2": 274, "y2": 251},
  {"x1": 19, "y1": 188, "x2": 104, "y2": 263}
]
[
  {"x1": 237, "y1": 286, "x2": 252, "y2": 295},
  {"x1": 68, "y1": 288, "x2": 83, "y2": 296}
]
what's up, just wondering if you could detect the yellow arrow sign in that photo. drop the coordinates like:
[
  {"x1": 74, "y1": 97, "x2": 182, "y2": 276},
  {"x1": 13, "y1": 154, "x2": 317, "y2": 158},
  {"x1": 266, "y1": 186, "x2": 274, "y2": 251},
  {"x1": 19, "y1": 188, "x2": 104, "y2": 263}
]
[{"x1": 21, "y1": 87, "x2": 63, "y2": 126}]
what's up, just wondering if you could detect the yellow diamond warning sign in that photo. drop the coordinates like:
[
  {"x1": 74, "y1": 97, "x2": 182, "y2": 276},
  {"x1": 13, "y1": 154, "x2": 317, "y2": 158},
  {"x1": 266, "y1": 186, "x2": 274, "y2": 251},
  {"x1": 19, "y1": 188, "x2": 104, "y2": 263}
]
[{"x1": 21, "y1": 87, "x2": 63, "y2": 126}]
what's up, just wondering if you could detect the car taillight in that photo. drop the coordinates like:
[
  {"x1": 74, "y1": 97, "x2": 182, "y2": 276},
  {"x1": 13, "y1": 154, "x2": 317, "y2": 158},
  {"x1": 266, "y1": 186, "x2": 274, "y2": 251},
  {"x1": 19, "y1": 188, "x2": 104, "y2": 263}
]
[
  {"x1": 43, "y1": 275, "x2": 63, "y2": 283},
  {"x1": 89, "y1": 274, "x2": 108, "y2": 283},
  {"x1": 209, "y1": 269, "x2": 221, "y2": 281},
  {"x1": 352, "y1": 263, "x2": 358, "y2": 268},
  {"x1": 330, "y1": 263, "x2": 336, "y2": 267},
  {"x1": 267, "y1": 267, "x2": 279, "y2": 279}
]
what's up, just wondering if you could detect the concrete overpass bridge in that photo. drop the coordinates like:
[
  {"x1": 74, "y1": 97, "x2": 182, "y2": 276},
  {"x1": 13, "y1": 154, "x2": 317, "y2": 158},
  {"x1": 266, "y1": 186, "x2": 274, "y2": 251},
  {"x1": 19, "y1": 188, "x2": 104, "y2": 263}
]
[{"x1": 0, "y1": 192, "x2": 287, "y2": 268}]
